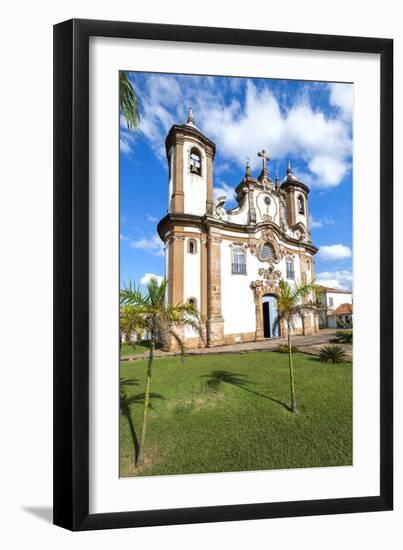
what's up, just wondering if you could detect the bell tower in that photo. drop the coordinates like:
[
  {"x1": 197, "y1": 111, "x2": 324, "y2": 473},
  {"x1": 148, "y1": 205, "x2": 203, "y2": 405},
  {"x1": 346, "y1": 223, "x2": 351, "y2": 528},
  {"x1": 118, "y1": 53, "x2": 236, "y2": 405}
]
[
  {"x1": 165, "y1": 107, "x2": 216, "y2": 216},
  {"x1": 281, "y1": 161, "x2": 310, "y2": 232}
]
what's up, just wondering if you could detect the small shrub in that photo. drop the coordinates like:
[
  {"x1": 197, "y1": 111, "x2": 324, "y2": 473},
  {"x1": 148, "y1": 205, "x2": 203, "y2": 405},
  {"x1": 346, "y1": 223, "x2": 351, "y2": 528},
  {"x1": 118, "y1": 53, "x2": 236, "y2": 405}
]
[
  {"x1": 336, "y1": 330, "x2": 353, "y2": 344},
  {"x1": 273, "y1": 344, "x2": 298, "y2": 354},
  {"x1": 319, "y1": 345, "x2": 347, "y2": 364}
]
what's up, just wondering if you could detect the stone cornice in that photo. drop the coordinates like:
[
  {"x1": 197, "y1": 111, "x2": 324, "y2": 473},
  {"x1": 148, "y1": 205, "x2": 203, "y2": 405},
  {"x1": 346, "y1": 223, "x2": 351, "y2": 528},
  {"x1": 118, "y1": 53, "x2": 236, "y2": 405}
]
[
  {"x1": 280, "y1": 178, "x2": 310, "y2": 195},
  {"x1": 157, "y1": 213, "x2": 318, "y2": 255},
  {"x1": 165, "y1": 124, "x2": 216, "y2": 159}
]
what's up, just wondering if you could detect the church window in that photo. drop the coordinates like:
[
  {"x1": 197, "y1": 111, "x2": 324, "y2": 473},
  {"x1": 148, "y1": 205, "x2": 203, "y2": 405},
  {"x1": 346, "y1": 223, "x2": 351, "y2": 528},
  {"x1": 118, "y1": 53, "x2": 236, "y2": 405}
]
[
  {"x1": 190, "y1": 147, "x2": 202, "y2": 176},
  {"x1": 297, "y1": 195, "x2": 305, "y2": 215},
  {"x1": 187, "y1": 238, "x2": 197, "y2": 254},
  {"x1": 232, "y1": 246, "x2": 246, "y2": 275},
  {"x1": 264, "y1": 196, "x2": 271, "y2": 205},
  {"x1": 286, "y1": 257, "x2": 295, "y2": 279},
  {"x1": 329, "y1": 297, "x2": 334, "y2": 307},
  {"x1": 261, "y1": 242, "x2": 274, "y2": 259},
  {"x1": 306, "y1": 259, "x2": 310, "y2": 270},
  {"x1": 188, "y1": 297, "x2": 197, "y2": 308}
]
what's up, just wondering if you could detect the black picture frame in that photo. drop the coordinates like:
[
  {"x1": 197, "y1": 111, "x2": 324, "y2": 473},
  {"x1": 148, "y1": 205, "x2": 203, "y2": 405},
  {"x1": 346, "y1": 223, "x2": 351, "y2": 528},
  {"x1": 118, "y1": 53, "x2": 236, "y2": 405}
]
[{"x1": 53, "y1": 18, "x2": 393, "y2": 531}]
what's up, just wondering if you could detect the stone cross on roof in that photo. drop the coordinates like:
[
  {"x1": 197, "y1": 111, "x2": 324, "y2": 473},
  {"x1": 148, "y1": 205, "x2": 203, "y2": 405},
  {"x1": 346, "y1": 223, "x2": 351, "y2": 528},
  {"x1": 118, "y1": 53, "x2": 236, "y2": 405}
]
[{"x1": 257, "y1": 149, "x2": 270, "y2": 172}]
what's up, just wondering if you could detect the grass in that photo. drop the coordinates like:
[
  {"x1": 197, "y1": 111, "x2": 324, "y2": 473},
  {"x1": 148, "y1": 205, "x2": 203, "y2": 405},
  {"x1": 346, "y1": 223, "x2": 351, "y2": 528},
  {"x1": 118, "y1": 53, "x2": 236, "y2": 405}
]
[
  {"x1": 120, "y1": 341, "x2": 159, "y2": 357},
  {"x1": 120, "y1": 351, "x2": 352, "y2": 477}
]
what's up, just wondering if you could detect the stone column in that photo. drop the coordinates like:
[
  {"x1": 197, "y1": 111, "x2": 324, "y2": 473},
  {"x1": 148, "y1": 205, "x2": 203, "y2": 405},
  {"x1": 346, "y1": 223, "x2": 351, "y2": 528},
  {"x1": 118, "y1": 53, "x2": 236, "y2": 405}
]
[
  {"x1": 287, "y1": 189, "x2": 296, "y2": 226},
  {"x1": 206, "y1": 150, "x2": 214, "y2": 215},
  {"x1": 206, "y1": 230, "x2": 224, "y2": 346},
  {"x1": 171, "y1": 135, "x2": 184, "y2": 213},
  {"x1": 200, "y1": 235, "x2": 208, "y2": 346},
  {"x1": 253, "y1": 286, "x2": 264, "y2": 341},
  {"x1": 165, "y1": 234, "x2": 185, "y2": 350}
]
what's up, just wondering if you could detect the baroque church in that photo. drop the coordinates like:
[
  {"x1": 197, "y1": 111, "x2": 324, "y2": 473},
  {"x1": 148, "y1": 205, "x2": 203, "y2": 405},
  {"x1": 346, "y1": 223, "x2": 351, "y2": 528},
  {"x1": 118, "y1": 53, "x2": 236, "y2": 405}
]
[{"x1": 157, "y1": 108, "x2": 319, "y2": 349}]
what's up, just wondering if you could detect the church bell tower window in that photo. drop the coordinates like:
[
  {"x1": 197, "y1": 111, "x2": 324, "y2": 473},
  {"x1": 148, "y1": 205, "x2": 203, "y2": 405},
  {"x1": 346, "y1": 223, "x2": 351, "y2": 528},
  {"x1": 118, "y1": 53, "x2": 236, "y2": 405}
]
[
  {"x1": 187, "y1": 238, "x2": 197, "y2": 254},
  {"x1": 297, "y1": 195, "x2": 305, "y2": 215},
  {"x1": 190, "y1": 147, "x2": 202, "y2": 176}
]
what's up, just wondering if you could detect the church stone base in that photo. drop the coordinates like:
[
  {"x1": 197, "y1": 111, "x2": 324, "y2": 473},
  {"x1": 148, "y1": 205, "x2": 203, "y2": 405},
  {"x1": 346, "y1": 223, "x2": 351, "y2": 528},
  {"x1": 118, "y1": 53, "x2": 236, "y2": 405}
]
[
  {"x1": 206, "y1": 317, "x2": 224, "y2": 347},
  {"x1": 223, "y1": 332, "x2": 256, "y2": 345}
]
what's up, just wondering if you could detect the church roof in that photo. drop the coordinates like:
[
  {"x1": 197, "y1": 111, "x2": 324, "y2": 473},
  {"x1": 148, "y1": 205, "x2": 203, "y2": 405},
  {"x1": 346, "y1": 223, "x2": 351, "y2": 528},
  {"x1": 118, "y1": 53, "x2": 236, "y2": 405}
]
[
  {"x1": 165, "y1": 107, "x2": 216, "y2": 158},
  {"x1": 280, "y1": 161, "x2": 310, "y2": 193}
]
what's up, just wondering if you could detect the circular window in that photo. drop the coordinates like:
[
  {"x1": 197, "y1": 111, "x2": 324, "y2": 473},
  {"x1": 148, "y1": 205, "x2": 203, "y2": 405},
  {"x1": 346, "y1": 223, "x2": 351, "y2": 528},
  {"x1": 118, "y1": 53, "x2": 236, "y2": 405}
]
[{"x1": 264, "y1": 196, "x2": 271, "y2": 205}]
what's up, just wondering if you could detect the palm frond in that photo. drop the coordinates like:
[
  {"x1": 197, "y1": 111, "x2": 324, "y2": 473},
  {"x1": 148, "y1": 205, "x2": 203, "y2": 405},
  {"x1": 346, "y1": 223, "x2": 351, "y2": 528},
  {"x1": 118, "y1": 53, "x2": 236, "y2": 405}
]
[{"x1": 119, "y1": 71, "x2": 140, "y2": 130}]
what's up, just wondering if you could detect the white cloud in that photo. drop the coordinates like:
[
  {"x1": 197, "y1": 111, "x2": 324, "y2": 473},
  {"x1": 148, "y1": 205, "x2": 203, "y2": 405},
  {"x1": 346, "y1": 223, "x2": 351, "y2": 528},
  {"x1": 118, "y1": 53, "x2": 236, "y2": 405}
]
[
  {"x1": 134, "y1": 75, "x2": 352, "y2": 188},
  {"x1": 213, "y1": 181, "x2": 237, "y2": 204},
  {"x1": 120, "y1": 138, "x2": 132, "y2": 155},
  {"x1": 140, "y1": 273, "x2": 164, "y2": 286},
  {"x1": 214, "y1": 162, "x2": 231, "y2": 176},
  {"x1": 308, "y1": 156, "x2": 349, "y2": 187},
  {"x1": 316, "y1": 269, "x2": 353, "y2": 290},
  {"x1": 120, "y1": 128, "x2": 137, "y2": 155},
  {"x1": 309, "y1": 215, "x2": 334, "y2": 229},
  {"x1": 147, "y1": 214, "x2": 159, "y2": 223},
  {"x1": 130, "y1": 234, "x2": 164, "y2": 257},
  {"x1": 328, "y1": 83, "x2": 353, "y2": 122},
  {"x1": 317, "y1": 244, "x2": 352, "y2": 261},
  {"x1": 120, "y1": 233, "x2": 129, "y2": 241}
]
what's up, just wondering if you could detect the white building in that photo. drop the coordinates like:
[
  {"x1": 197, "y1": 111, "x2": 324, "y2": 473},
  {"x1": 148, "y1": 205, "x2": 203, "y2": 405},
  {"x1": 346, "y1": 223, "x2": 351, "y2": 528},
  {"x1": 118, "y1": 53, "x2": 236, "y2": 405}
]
[
  {"x1": 157, "y1": 108, "x2": 319, "y2": 349},
  {"x1": 317, "y1": 287, "x2": 353, "y2": 328}
]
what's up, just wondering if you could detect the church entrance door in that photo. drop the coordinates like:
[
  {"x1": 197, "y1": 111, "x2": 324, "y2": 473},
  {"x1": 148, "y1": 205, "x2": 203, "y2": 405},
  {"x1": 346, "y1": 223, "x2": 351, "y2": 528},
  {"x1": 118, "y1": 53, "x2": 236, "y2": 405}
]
[{"x1": 262, "y1": 294, "x2": 279, "y2": 338}]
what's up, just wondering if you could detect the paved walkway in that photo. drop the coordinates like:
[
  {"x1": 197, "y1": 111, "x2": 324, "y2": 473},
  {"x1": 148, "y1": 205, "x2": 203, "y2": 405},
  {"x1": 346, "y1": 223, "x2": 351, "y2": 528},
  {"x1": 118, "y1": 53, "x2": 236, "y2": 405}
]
[{"x1": 122, "y1": 329, "x2": 352, "y2": 362}]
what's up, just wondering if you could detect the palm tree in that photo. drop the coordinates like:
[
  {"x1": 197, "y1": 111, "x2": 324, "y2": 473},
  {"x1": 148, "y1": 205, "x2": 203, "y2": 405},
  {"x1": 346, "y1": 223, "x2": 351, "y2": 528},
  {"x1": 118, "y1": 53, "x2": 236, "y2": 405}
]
[
  {"x1": 276, "y1": 279, "x2": 322, "y2": 414},
  {"x1": 120, "y1": 277, "x2": 202, "y2": 466},
  {"x1": 120, "y1": 304, "x2": 145, "y2": 351},
  {"x1": 119, "y1": 71, "x2": 140, "y2": 130}
]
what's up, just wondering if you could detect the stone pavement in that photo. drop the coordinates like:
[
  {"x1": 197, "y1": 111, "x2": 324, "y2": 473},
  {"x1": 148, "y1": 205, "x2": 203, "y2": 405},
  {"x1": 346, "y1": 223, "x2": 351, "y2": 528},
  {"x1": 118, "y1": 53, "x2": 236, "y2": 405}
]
[{"x1": 122, "y1": 328, "x2": 352, "y2": 362}]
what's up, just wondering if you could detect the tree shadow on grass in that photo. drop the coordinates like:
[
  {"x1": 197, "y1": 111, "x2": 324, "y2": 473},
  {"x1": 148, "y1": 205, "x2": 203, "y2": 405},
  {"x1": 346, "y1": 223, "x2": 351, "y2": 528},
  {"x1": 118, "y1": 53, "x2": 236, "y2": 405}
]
[
  {"x1": 120, "y1": 391, "x2": 165, "y2": 464},
  {"x1": 201, "y1": 370, "x2": 291, "y2": 412},
  {"x1": 120, "y1": 377, "x2": 140, "y2": 387}
]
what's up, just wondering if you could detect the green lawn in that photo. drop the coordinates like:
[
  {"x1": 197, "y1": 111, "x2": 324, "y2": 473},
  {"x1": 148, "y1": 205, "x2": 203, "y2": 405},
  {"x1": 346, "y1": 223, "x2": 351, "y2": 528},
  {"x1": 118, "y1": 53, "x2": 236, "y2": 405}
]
[
  {"x1": 120, "y1": 351, "x2": 352, "y2": 477},
  {"x1": 120, "y1": 341, "x2": 157, "y2": 357}
]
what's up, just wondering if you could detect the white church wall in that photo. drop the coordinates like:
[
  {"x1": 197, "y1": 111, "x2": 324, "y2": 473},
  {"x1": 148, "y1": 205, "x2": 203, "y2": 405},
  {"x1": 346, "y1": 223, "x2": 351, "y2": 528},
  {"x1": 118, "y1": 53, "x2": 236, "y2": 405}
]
[
  {"x1": 221, "y1": 242, "x2": 256, "y2": 336},
  {"x1": 254, "y1": 190, "x2": 280, "y2": 225},
  {"x1": 226, "y1": 195, "x2": 249, "y2": 225},
  {"x1": 183, "y1": 236, "x2": 201, "y2": 337},
  {"x1": 183, "y1": 140, "x2": 207, "y2": 216}
]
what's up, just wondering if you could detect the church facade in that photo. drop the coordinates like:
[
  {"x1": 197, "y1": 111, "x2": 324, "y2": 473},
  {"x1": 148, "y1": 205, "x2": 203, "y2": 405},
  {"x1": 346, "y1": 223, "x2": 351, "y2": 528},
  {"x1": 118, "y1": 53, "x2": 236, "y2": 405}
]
[{"x1": 157, "y1": 108, "x2": 319, "y2": 349}]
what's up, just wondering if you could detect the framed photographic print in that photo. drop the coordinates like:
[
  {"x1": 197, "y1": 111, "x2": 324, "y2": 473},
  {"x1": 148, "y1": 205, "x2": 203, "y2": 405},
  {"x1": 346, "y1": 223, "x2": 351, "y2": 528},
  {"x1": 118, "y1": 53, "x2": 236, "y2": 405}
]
[{"x1": 53, "y1": 19, "x2": 393, "y2": 530}]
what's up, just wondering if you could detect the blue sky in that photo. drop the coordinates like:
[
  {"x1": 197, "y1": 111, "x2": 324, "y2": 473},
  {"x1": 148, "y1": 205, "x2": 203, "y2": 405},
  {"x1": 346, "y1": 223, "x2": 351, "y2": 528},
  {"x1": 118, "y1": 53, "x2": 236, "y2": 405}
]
[{"x1": 120, "y1": 72, "x2": 353, "y2": 290}]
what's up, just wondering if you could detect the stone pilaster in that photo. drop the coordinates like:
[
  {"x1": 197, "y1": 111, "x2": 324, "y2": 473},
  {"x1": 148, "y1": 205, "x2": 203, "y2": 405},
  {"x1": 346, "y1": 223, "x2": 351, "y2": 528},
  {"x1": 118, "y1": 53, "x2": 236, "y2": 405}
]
[
  {"x1": 171, "y1": 135, "x2": 184, "y2": 213},
  {"x1": 287, "y1": 189, "x2": 296, "y2": 226},
  {"x1": 206, "y1": 150, "x2": 214, "y2": 215},
  {"x1": 206, "y1": 231, "x2": 224, "y2": 346},
  {"x1": 300, "y1": 253, "x2": 307, "y2": 285},
  {"x1": 200, "y1": 235, "x2": 208, "y2": 344},
  {"x1": 253, "y1": 287, "x2": 264, "y2": 341}
]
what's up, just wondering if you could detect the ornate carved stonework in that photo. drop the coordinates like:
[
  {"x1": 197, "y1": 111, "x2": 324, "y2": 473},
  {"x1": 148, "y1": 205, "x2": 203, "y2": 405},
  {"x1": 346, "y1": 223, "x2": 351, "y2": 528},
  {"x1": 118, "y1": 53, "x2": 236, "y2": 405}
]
[
  {"x1": 213, "y1": 196, "x2": 227, "y2": 220},
  {"x1": 257, "y1": 266, "x2": 282, "y2": 288},
  {"x1": 249, "y1": 228, "x2": 286, "y2": 265}
]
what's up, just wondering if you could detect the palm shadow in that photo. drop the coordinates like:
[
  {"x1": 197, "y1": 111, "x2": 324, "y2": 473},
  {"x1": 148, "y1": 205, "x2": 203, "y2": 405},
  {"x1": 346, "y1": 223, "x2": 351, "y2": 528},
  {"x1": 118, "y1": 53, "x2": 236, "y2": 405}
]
[
  {"x1": 120, "y1": 390, "x2": 165, "y2": 463},
  {"x1": 201, "y1": 370, "x2": 291, "y2": 412}
]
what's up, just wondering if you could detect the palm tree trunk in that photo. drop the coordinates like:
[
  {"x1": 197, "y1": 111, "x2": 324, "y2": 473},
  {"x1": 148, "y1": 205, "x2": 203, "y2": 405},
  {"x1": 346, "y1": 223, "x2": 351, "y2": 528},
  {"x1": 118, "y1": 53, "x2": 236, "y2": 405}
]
[
  {"x1": 287, "y1": 322, "x2": 297, "y2": 413},
  {"x1": 136, "y1": 339, "x2": 155, "y2": 466}
]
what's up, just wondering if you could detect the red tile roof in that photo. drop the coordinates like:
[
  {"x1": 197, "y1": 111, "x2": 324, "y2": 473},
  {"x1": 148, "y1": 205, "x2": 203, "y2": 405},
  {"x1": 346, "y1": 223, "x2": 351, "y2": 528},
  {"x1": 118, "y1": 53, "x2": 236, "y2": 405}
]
[{"x1": 333, "y1": 303, "x2": 353, "y2": 315}]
